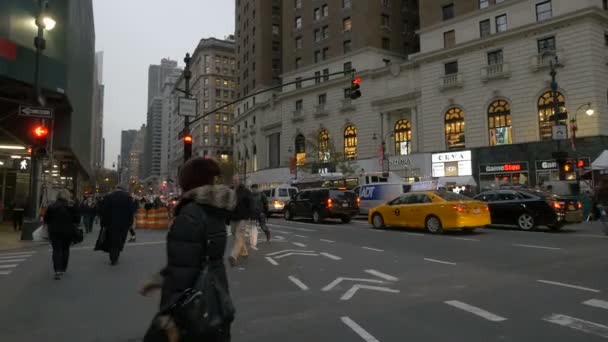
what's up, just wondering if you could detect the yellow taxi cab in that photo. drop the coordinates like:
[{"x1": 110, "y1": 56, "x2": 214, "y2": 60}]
[{"x1": 368, "y1": 190, "x2": 491, "y2": 234}]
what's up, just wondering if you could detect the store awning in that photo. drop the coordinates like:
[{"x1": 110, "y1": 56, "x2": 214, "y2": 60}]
[
  {"x1": 592, "y1": 150, "x2": 608, "y2": 170},
  {"x1": 438, "y1": 176, "x2": 477, "y2": 187}
]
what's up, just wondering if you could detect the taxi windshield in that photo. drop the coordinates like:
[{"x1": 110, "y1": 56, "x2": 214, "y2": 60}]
[{"x1": 435, "y1": 191, "x2": 471, "y2": 202}]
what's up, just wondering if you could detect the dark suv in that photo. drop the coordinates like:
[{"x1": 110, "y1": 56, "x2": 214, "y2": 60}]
[{"x1": 284, "y1": 188, "x2": 359, "y2": 223}]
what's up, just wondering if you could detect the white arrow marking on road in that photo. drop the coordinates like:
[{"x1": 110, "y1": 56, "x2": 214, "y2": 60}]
[
  {"x1": 341, "y1": 317, "x2": 381, "y2": 342},
  {"x1": 266, "y1": 249, "x2": 315, "y2": 256},
  {"x1": 288, "y1": 276, "x2": 309, "y2": 291},
  {"x1": 274, "y1": 252, "x2": 319, "y2": 259},
  {"x1": 0, "y1": 251, "x2": 36, "y2": 257},
  {"x1": 537, "y1": 280, "x2": 600, "y2": 293},
  {"x1": 341, "y1": 285, "x2": 400, "y2": 301},
  {"x1": 0, "y1": 270, "x2": 12, "y2": 275},
  {"x1": 543, "y1": 314, "x2": 608, "y2": 338},
  {"x1": 320, "y1": 252, "x2": 341, "y2": 260},
  {"x1": 584, "y1": 299, "x2": 608, "y2": 310},
  {"x1": 445, "y1": 300, "x2": 507, "y2": 322},
  {"x1": 265, "y1": 257, "x2": 279, "y2": 266},
  {"x1": 513, "y1": 244, "x2": 561, "y2": 251},
  {"x1": 0, "y1": 254, "x2": 33, "y2": 260},
  {"x1": 364, "y1": 269, "x2": 399, "y2": 282},
  {"x1": 292, "y1": 242, "x2": 307, "y2": 248},
  {"x1": 294, "y1": 234, "x2": 308, "y2": 238},
  {"x1": 0, "y1": 264, "x2": 18, "y2": 269},
  {"x1": 322, "y1": 278, "x2": 386, "y2": 292},
  {"x1": 320, "y1": 239, "x2": 335, "y2": 243},
  {"x1": 362, "y1": 247, "x2": 384, "y2": 252},
  {"x1": 0, "y1": 259, "x2": 26, "y2": 263},
  {"x1": 424, "y1": 258, "x2": 457, "y2": 266}
]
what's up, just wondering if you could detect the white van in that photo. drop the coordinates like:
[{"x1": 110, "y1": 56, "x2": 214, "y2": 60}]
[
  {"x1": 354, "y1": 183, "x2": 411, "y2": 216},
  {"x1": 262, "y1": 185, "x2": 299, "y2": 217}
]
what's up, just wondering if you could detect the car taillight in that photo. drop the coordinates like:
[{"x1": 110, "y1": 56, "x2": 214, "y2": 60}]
[
  {"x1": 274, "y1": 199, "x2": 279, "y2": 205},
  {"x1": 485, "y1": 206, "x2": 490, "y2": 212},
  {"x1": 577, "y1": 201, "x2": 583, "y2": 209},
  {"x1": 451, "y1": 204, "x2": 466, "y2": 213},
  {"x1": 327, "y1": 198, "x2": 333, "y2": 208},
  {"x1": 548, "y1": 201, "x2": 562, "y2": 210},
  {"x1": 356, "y1": 197, "x2": 360, "y2": 208}
]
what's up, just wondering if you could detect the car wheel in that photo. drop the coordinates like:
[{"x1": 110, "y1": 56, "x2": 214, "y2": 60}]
[
  {"x1": 425, "y1": 216, "x2": 444, "y2": 234},
  {"x1": 517, "y1": 213, "x2": 535, "y2": 231},
  {"x1": 284, "y1": 208, "x2": 293, "y2": 221},
  {"x1": 341, "y1": 216, "x2": 352, "y2": 224},
  {"x1": 312, "y1": 210, "x2": 323, "y2": 224},
  {"x1": 371, "y1": 213, "x2": 385, "y2": 229}
]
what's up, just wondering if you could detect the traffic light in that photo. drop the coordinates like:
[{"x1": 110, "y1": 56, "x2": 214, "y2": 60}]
[
  {"x1": 184, "y1": 133, "x2": 193, "y2": 161},
  {"x1": 31, "y1": 124, "x2": 49, "y2": 156},
  {"x1": 557, "y1": 158, "x2": 568, "y2": 180},
  {"x1": 350, "y1": 76, "x2": 362, "y2": 100}
]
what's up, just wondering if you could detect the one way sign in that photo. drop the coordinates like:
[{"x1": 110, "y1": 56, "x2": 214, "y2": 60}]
[{"x1": 19, "y1": 106, "x2": 53, "y2": 119}]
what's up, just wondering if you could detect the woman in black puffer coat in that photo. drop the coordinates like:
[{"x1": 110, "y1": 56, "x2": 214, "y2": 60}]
[{"x1": 142, "y1": 158, "x2": 236, "y2": 342}]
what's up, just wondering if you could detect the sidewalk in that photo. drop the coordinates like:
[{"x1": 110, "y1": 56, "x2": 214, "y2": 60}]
[{"x1": 0, "y1": 222, "x2": 47, "y2": 251}]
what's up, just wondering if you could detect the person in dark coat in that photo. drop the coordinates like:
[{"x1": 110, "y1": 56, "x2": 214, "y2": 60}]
[
  {"x1": 140, "y1": 157, "x2": 236, "y2": 342},
  {"x1": 96, "y1": 186, "x2": 136, "y2": 265},
  {"x1": 229, "y1": 184, "x2": 253, "y2": 267},
  {"x1": 44, "y1": 189, "x2": 80, "y2": 280},
  {"x1": 81, "y1": 196, "x2": 97, "y2": 233}
]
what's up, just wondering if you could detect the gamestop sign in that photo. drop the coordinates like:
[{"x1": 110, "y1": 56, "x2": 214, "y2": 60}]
[
  {"x1": 480, "y1": 162, "x2": 529, "y2": 174},
  {"x1": 432, "y1": 150, "x2": 472, "y2": 177}
]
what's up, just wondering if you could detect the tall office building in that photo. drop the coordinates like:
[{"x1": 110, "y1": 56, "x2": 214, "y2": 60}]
[
  {"x1": 160, "y1": 69, "x2": 182, "y2": 180},
  {"x1": 235, "y1": 0, "x2": 283, "y2": 99},
  {"x1": 282, "y1": 0, "x2": 420, "y2": 74},
  {"x1": 92, "y1": 51, "x2": 105, "y2": 170},
  {"x1": 119, "y1": 129, "x2": 137, "y2": 184},
  {"x1": 144, "y1": 97, "x2": 163, "y2": 179},
  {"x1": 148, "y1": 58, "x2": 179, "y2": 106},
  {"x1": 129, "y1": 124, "x2": 146, "y2": 182}
]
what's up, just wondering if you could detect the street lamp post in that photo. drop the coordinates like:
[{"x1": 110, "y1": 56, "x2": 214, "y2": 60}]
[{"x1": 373, "y1": 131, "x2": 395, "y2": 174}]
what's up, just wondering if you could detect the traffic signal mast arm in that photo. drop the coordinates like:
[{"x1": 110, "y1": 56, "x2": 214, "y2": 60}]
[{"x1": 186, "y1": 69, "x2": 358, "y2": 126}]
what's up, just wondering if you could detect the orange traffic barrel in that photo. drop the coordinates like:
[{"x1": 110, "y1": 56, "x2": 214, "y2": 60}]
[
  {"x1": 135, "y1": 208, "x2": 146, "y2": 229},
  {"x1": 152, "y1": 207, "x2": 169, "y2": 229}
]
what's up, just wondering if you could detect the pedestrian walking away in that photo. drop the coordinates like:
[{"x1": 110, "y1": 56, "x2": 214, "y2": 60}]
[
  {"x1": 229, "y1": 184, "x2": 253, "y2": 267},
  {"x1": 95, "y1": 186, "x2": 137, "y2": 265},
  {"x1": 81, "y1": 196, "x2": 97, "y2": 233},
  {"x1": 140, "y1": 157, "x2": 236, "y2": 342},
  {"x1": 250, "y1": 184, "x2": 271, "y2": 242},
  {"x1": 44, "y1": 189, "x2": 80, "y2": 280},
  {"x1": 11, "y1": 197, "x2": 26, "y2": 231}
]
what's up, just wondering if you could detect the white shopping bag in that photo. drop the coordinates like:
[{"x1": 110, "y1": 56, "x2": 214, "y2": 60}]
[{"x1": 32, "y1": 225, "x2": 48, "y2": 241}]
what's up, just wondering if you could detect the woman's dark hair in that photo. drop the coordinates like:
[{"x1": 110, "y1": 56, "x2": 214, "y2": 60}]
[{"x1": 179, "y1": 157, "x2": 220, "y2": 192}]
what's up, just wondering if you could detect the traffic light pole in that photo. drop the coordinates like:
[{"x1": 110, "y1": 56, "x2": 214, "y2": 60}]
[{"x1": 183, "y1": 53, "x2": 193, "y2": 162}]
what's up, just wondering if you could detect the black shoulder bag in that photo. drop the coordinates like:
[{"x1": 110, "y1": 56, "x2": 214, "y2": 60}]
[{"x1": 164, "y1": 233, "x2": 235, "y2": 337}]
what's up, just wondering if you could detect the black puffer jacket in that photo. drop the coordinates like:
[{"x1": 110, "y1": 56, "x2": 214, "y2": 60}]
[
  {"x1": 44, "y1": 199, "x2": 80, "y2": 235},
  {"x1": 160, "y1": 185, "x2": 236, "y2": 310}
]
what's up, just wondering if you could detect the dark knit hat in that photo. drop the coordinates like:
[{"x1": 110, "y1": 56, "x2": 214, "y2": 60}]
[{"x1": 179, "y1": 157, "x2": 220, "y2": 192}]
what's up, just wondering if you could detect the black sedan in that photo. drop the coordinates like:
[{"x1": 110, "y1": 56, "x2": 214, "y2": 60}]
[{"x1": 474, "y1": 189, "x2": 568, "y2": 231}]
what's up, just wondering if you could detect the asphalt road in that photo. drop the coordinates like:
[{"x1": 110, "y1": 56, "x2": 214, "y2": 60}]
[{"x1": 1, "y1": 218, "x2": 608, "y2": 341}]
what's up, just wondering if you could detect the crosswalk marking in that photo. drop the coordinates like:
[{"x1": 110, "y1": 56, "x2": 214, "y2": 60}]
[
  {"x1": 583, "y1": 299, "x2": 608, "y2": 310},
  {"x1": 0, "y1": 259, "x2": 26, "y2": 263},
  {"x1": 543, "y1": 314, "x2": 608, "y2": 338},
  {"x1": 445, "y1": 300, "x2": 507, "y2": 322},
  {"x1": 0, "y1": 271, "x2": 12, "y2": 275},
  {"x1": 0, "y1": 253, "x2": 34, "y2": 259},
  {"x1": 0, "y1": 264, "x2": 18, "y2": 269},
  {"x1": 0, "y1": 251, "x2": 37, "y2": 257},
  {"x1": 537, "y1": 280, "x2": 601, "y2": 293},
  {"x1": 0, "y1": 251, "x2": 35, "y2": 276}
]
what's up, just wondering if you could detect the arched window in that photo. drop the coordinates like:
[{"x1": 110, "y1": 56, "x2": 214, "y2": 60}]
[
  {"x1": 538, "y1": 91, "x2": 567, "y2": 140},
  {"x1": 394, "y1": 119, "x2": 412, "y2": 156},
  {"x1": 318, "y1": 129, "x2": 330, "y2": 162},
  {"x1": 445, "y1": 108, "x2": 465, "y2": 150},
  {"x1": 295, "y1": 134, "x2": 306, "y2": 166},
  {"x1": 488, "y1": 100, "x2": 512, "y2": 146},
  {"x1": 344, "y1": 126, "x2": 357, "y2": 160}
]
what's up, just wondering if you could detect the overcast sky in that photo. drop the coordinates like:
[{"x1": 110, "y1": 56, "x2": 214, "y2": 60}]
[{"x1": 93, "y1": 0, "x2": 234, "y2": 168}]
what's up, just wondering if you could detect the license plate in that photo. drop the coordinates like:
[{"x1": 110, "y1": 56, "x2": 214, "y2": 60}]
[
  {"x1": 473, "y1": 208, "x2": 480, "y2": 214},
  {"x1": 342, "y1": 203, "x2": 349, "y2": 208}
]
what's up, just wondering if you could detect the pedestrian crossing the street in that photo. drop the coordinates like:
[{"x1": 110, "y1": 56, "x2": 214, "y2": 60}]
[{"x1": 0, "y1": 251, "x2": 36, "y2": 276}]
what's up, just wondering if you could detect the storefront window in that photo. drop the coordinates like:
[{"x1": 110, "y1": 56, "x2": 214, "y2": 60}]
[
  {"x1": 538, "y1": 91, "x2": 567, "y2": 141},
  {"x1": 394, "y1": 119, "x2": 412, "y2": 155},
  {"x1": 344, "y1": 125, "x2": 357, "y2": 161},
  {"x1": 295, "y1": 134, "x2": 306, "y2": 166},
  {"x1": 488, "y1": 100, "x2": 512, "y2": 146},
  {"x1": 445, "y1": 108, "x2": 465, "y2": 150},
  {"x1": 318, "y1": 129, "x2": 330, "y2": 162}
]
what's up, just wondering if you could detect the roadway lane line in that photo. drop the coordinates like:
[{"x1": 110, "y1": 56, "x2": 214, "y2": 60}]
[
  {"x1": 364, "y1": 269, "x2": 398, "y2": 281},
  {"x1": 445, "y1": 300, "x2": 507, "y2": 322},
  {"x1": 274, "y1": 252, "x2": 319, "y2": 259},
  {"x1": 0, "y1": 251, "x2": 37, "y2": 256},
  {"x1": 341, "y1": 317, "x2": 380, "y2": 342},
  {"x1": 572, "y1": 234, "x2": 608, "y2": 239},
  {"x1": 362, "y1": 247, "x2": 384, "y2": 252},
  {"x1": 513, "y1": 244, "x2": 561, "y2": 251},
  {"x1": 267, "y1": 224, "x2": 315, "y2": 232},
  {"x1": 0, "y1": 259, "x2": 26, "y2": 263},
  {"x1": 320, "y1": 239, "x2": 335, "y2": 243},
  {"x1": 266, "y1": 249, "x2": 315, "y2": 256},
  {"x1": 424, "y1": 258, "x2": 457, "y2": 266},
  {"x1": 292, "y1": 242, "x2": 307, "y2": 248},
  {"x1": 272, "y1": 229, "x2": 292, "y2": 234},
  {"x1": 320, "y1": 252, "x2": 342, "y2": 260},
  {"x1": 294, "y1": 234, "x2": 308, "y2": 238},
  {"x1": 0, "y1": 270, "x2": 12, "y2": 275},
  {"x1": 451, "y1": 237, "x2": 480, "y2": 242},
  {"x1": 537, "y1": 280, "x2": 600, "y2": 293},
  {"x1": 0, "y1": 264, "x2": 18, "y2": 269},
  {"x1": 543, "y1": 314, "x2": 608, "y2": 338},
  {"x1": 265, "y1": 257, "x2": 279, "y2": 266},
  {"x1": 0, "y1": 254, "x2": 33, "y2": 260},
  {"x1": 288, "y1": 276, "x2": 309, "y2": 291},
  {"x1": 322, "y1": 278, "x2": 386, "y2": 291},
  {"x1": 406, "y1": 233, "x2": 425, "y2": 237},
  {"x1": 583, "y1": 299, "x2": 608, "y2": 310},
  {"x1": 340, "y1": 285, "x2": 400, "y2": 301}
]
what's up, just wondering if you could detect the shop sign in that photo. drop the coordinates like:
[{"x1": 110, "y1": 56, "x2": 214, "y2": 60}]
[
  {"x1": 480, "y1": 162, "x2": 529, "y2": 174},
  {"x1": 536, "y1": 157, "x2": 591, "y2": 171},
  {"x1": 431, "y1": 150, "x2": 472, "y2": 177}
]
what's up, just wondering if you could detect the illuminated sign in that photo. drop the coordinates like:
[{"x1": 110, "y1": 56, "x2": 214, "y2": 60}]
[
  {"x1": 432, "y1": 150, "x2": 472, "y2": 177},
  {"x1": 480, "y1": 162, "x2": 528, "y2": 174},
  {"x1": 536, "y1": 158, "x2": 590, "y2": 171}
]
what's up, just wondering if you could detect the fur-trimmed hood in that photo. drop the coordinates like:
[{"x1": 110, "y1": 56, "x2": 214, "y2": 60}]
[{"x1": 180, "y1": 185, "x2": 236, "y2": 212}]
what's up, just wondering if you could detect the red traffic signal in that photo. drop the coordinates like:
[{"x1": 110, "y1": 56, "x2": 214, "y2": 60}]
[
  {"x1": 350, "y1": 76, "x2": 362, "y2": 99},
  {"x1": 577, "y1": 159, "x2": 585, "y2": 168},
  {"x1": 33, "y1": 125, "x2": 49, "y2": 138},
  {"x1": 352, "y1": 77, "x2": 361, "y2": 85},
  {"x1": 184, "y1": 134, "x2": 193, "y2": 143}
]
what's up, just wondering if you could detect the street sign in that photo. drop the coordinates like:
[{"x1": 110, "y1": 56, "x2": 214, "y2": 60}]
[
  {"x1": 178, "y1": 97, "x2": 197, "y2": 117},
  {"x1": 19, "y1": 106, "x2": 53, "y2": 119},
  {"x1": 552, "y1": 125, "x2": 568, "y2": 140}
]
